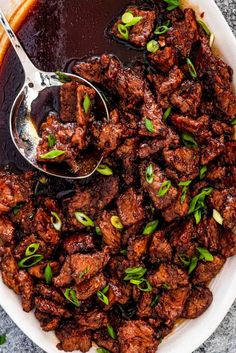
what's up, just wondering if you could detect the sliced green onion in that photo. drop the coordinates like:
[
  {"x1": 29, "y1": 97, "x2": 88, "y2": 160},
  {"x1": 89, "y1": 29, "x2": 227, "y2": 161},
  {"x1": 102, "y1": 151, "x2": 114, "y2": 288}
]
[
  {"x1": 162, "y1": 283, "x2": 170, "y2": 290},
  {"x1": 12, "y1": 202, "x2": 24, "y2": 215},
  {"x1": 186, "y1": 58, "x2": 198, "y2": 79},
  {"x1": 51, "y1": 211, "x2": 62, "y2": 231},
  {"x1": 231, "y1": 117, "x2": 236, "y2": 125},
  {"x1": 40, "y1": 150, "x2": 65, "y2": 160},
  {"x1": 111, "y1": 215, "x2": 123, "y2": 230},
  {"x1": 124, "y1": 267, "x2": 147, "y2": 281},
  {"x1": 188, "y1": 256, "x2": 198, "y2": 274},
  {"x1": 143, "y1": 220, "x2": 159, "y2": 235},
  {"x1": 144, "y1": 118, "x2": 154, "y2": 133},
  {"x1": 18, "y1": 254, "x2": 44, "y2": 268},
  {"x1": 124, "y1": 16, "x2": 142, "y2": 27},
  {"x1": 121, "y1": 12, "x2": 134, "y2": 24},
  {"x1": 83, "y1": 94, "x2": 91, "y2": 114},
  {"x1": 179, "y1": 253, "x2": 191, "y2": 266},
  {"x1": 107, "y1": 324, "x2": 117, "y2": 340},
  {"x1": 164, "y1": 0, "x2": 180, "y2": 11},
  {"x1": 146, "y1": 164, "x2": 154, "y2": 184},
  {"x1": 25, "y1": 243, "x2": 40, "y2": 257},
  {"x1": 97, "y1": 348, "x2": 111, "y2": 353},
  {"x1": 197, "y1": 247, "x2": 214, "y2": 262},
  {"x1": 75, "y1": 211, "x2": 95, "y2": 227},
  {"x1": 147, "y1": 40, "x2": 159, "y2": 53},
  {"x1": 194, "y1": 209, "x2": 202, "y2": 224},
  {"x1": 197, "y1": 20, "x2": 211, "y2": 36},
  {"x1": 0, "y1": 334, "x2": 6, "y2": 345},
  {"x1": 213, "y1": 209, "x2": 223, "y2": 225},
  {"x1": 157, "y1": 180, "x2": 172, "y2": 197},
  {"x1": 163, "y1": 107, "x2": 172, "y2": 121},
  {"x1": 44, "y1": 264, "x2": 53, "y2": 284},
  {"x1": 64, "y1": 288, "x2": 81, "y2": 307},
  {"x1": 179, "y1": 180, "x2": 192, "y2": 204},
  {"x1": 151, "y1": 294, "x2": 161, "y2": 307},
  {"x1": 48, "y1": 134, "x2": 56, "y2": 148},
  {"x1": 181, "y1": 133, "x2": 198, "y2": 148},
  {"x1": 117, "y1": 24, "x2": 129, "y2": 40},
  {"x1": 199, "y1": 166, "x2": 207, "y2": 180},
  {"x1": 102, "y1": 284, "x2": 110, "y2": 294},
  {"x1": 120, "y1": 249, "x2": 127, "y2": 255},
  {"x1": 55, "y1": 71, "x2": 72, "y2": 83},
  {"x1": 188, "y1": 187, "x2": 213, "y2": 215},
  {"x1": 154, "y1": 25, "x2": 170, "y2": 35},
  {"x1": 95, "y1": 226, "x2": 102, "y2": 235},
  {"x1": 97, "y1": 290, "x2": 109, "y2": 305},
  {"x1": 96, "y1": 164, "x2": 113, "y2": 176},
  {"x1": 137, "y1": 278, "x2": 152, "y2": 292},
  {"x1": 79, "y1": 266, "x2": 90, "y2": 279}
]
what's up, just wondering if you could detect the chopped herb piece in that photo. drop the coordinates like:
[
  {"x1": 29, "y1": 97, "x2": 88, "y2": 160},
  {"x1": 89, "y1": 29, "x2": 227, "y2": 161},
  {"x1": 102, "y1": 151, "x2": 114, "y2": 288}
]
[
  {"x1": 64, "y1": 288, "x2": 81, "y2": 307},
  {"x1": 124, "y1": 267, "x2": 147, "y2": 281},
  {"x1": 186, "y1": 58, "x2": 198, "y2": 79},
  {"x1": 157, "y1": 180, "x2": 172, "y2": 197},
  {"x1": 179, "y1": 253, "x2": 191, "y2": 267},
  {"x1": 188, "y1": 187, "x2": 213, "y2": 224},
  {"x1": 146, "y1": 164, "x2": 154, "y2": 184},
  {"x1": 147, "y1": 40, "x2": 159, "y2": 53},
  {"x1": 0, "y1": 335, "x2": 6, "y2": 345},
  {"x1": 51, "y1": 211, "x2": 62, "y2": 231},
  {"x1": 178, "y1": 180, "x2": 192, "y2": 204},
  {"x1": 188, "y1": 256, "x2": 198, "y2": 274},
  {"x1": 163, "y1": 107, "x2": 172, "y2": 121},
  {"x1": 178, "y1": 180, "x2": 192, "y2": 187},
  {"x1": 97, "y1": 348, "x2": 111, "y2": 353},
  {"x1": 162, "y1": 283, "x2": 170, "y2": 290},
  {"x1": 164, "y1": 0, "x2": 180, "y2": 11},
  {"x1": 110, "y1": 215, "x2": 123, "y2": 230},
  {"x1": 144, "y1": 118, "x2": 154, "y2": 133},
  {"x1": 197, "y1": 19, "x2": 211, "y2": 36},
  {"x1": 97, "y1": 290, "x2": 109, "y2": 305},
  {"x1": 102, "y1": 284, "x2": 110, "y2": 294},
  {"x1": 48, "y1": 134, "x2": 56, "y2": 148},
  {"x1": 120, "y1": 249, "x2": 127, "y2": 255},
  {"x1": 122, "y1": 12, "x2": 133, "y2": 24},
  {"x1": 137, "y1": 278, "x2": 152, "y2": 292},
  {"x1": 117, "y1": 24, "x2": 129, "y2": 40},
  {"x1": 107, "y1": 324, "x2": 117, "y2": 340},
  {"x1": 12, "y1": 202, "x2": 24, "y2": 215},
  {"x1": 95, "y1": 226, "x2": 102, "y2": 235},
  {"x1": 213, "y1": 209, "x2": 223, "y2": 225},
  {"x1": 181, "y1": 133, "x2": 198, "y2": 148},
  {"x1": 39, "y1": 176, "x2": 48, "y2": 184},
  {"x1": 197, "y1": 247, "x2": 214, "y2": 262},
  {"x1": 83, "y1": 94, "x2": 91, "y2": 114},
  {"x1": 55, "y1": 71, "x2": 72, "y2": 83},
  {"x1": 40, "y1": 150, "x2": 65, "y2": 160},
  {"x1": 79, "y1": 266, "x2": 90, "y2": 279},
  {"x1": 18, "y1": 254, "x2": 44, "y2": 268},
  {"x1": 143, "y1": 220, "x2": 159, "y2": 235},
  {"x1": 96, "y1": 164, "x2": 113, "y2": 176},
  {"x1": 151, "y1": 294, "x2": 161, "y2": 307},
  {"x1": 25, "y1": 243, "x2": 40, "y2": 257},
  {"x1": 125, "y1": 16, "x2": 142, "y2": 27},
  {"x1": 154, "y1": 25, "x2": 170, "y2": 35},
  {"x1": 199, "y1": 166, "x2": 207, "y2": 180},
  {"x1": 44, "y1": 264, "x2": 53, "y2": 284},
  {"x1": 75, "y1": 211, "x2": 94, "y2": 227},
  {"x1": 230, "y1": 117, "x2": 236, "y2": 125}
]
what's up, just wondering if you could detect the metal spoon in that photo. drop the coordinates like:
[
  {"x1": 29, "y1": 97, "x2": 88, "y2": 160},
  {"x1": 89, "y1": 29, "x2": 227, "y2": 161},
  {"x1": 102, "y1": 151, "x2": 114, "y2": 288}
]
[{"x1": 0, "y1": 8, "x2": 109, "y2": 179}]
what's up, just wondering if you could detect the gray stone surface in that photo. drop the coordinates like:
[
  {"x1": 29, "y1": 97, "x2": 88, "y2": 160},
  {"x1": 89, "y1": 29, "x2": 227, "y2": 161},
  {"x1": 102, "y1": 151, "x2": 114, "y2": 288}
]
[{"x1": 0, "y1": 0, "x2": 235, "y2": 352}]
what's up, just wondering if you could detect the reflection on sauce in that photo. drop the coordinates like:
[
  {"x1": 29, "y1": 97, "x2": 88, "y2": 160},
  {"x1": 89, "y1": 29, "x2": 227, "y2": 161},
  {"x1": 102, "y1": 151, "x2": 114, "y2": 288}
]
[{"x1": 0, "y1": 0, "x2": 146, "y2": 171}]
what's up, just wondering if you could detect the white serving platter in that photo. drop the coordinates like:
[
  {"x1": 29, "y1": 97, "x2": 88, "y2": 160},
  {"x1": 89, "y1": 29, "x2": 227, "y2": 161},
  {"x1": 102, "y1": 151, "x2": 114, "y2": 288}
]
[{"x1": 0, "y1": 1, "x2": 235, "y2": 353}]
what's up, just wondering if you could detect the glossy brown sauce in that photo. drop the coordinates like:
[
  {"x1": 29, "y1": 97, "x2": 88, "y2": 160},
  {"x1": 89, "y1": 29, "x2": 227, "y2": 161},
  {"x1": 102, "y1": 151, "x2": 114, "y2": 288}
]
[{"x1": 0, "y1": 0, "x2": 147, "y2": 171}]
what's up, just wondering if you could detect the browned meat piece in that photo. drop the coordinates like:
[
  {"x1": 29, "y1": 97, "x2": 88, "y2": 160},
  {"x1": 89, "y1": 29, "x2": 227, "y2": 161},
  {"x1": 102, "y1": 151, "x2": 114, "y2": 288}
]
[
  {"x1": 11, "y1": 201, "x2": 35, "y2": 234},
  {"x1": 56, "y1": 321, "x2": 92, "y2": 352},
  {"x1": 149, "y1": 231, "x2": 172, "y2": 263},
  {"x1": 148, "y1": 263, "x2": 189, "y2": 289},
  {"x1": 117, "y1": 188, "x2": 145, "y2": 226},
  {"x1": 166, "y1": 8, "x2": 199, "y2": 57},
  {"x1": 196, "y1": 217, "x2": 220, "y2": 252},
  {"x1": 107, "y1": 278, "x2": 131, "y2": 307},
  {"x1": 76, "y1": 85, "x2": 96, "y2": 126},
  {"x1": 182, "y1": 286, "x2": 213, "y2": 319},
  {"x1": 122, "y1": 222, "x2": 143, "y2": 246},
  {"x1": 76, "y1": 309, "x2": 108, "y2": 330},
  {"x1": 1, "y1": 250, "x2": 20, "y2": 294},
  {"x1": 98, "y1": 210, "x2": 121, "y2": 252},
  {"x1": 0, "y1": 217, "x2": 14, "y2": 244},
  {"x1": 35, "y1": 309, "x2": 60, "y2": 332},
  {"x1": 28, "y1": 261, "x2": 60, "y2": 279},
  {"x1": 34, "y1": 207, "x2": 60, "y2": 245},
  {"x1": 221, "y1": 142, "x2": 236, "y2": 166},
  {"x1": 137, "y1": 292, "x2": 153, "y2": 318},
  {"x1": 140, "y1": 161, "x2": 178, "y2": 211},
  {"x1": 219, "y1": 229, "x2": 236, "y2": 258},
  {"x1": 74, "y1": 273, "x2": 107, "y2": 301},
  {"x1": 170, "y1": 219, "x2": 195, "y2": 252},
  {"x1": 62, "y1": 233, "x2": 95, "y2": 254},
  {"x1": 163, "y1": 147, "x2": 199, "y2": 179},
  {"x1": 127, "y1": 236, "x2": 149, "y2": 262},
  {"x1": 73, "y1": 57, "x2": 103, "y2": 84},
  {"x1": 162, "y1": 190, "x2": 190, "y2": 222},
  {"x1": 115, "y1": 66, "x2": 145, "y2": 103},
  {"x1": 192, "y1": 255, "x2": 226, "y2": 285},
  {"x1": 170, "y1": 81, "x2": 202, "y2": 117},
  {"x1": 139, "y1": 86, "x2": 167, "y2": 138},
  {"x1": 209, "y1": 188, "x2": 236, "y2": 230},
  {"x1": 53, "y1": 247, "x2": 110, "y2": 287},
  {"x1": 200, "y1": 138, "x2": 225, "y2": 165},
  {"x1": 36, "y1": 283, "x2": 66, "y2": 304},
  {"x1": 60, "y1": 82, "x2": 78, "y2": 122},
  {"x1": 112, "y1": 7, "x2": 156, "y2": 47},
  {"x1": 14, "y1": 234, "x2": 53, "y2": 260},
  {"x1": 93, "y1": 330, "x2": 119, "y2": 353},
  {"x1": 35, "y1": 297, "x2": 71, "y2": 318},
  {"x1": 118, "y1": 320, "x2": 159, "y2": 353},
  {"x1": 211, "y1": 121, "x2": 234, "y2": 137},
  {"x1": 0, "y1": 171, "x2": 33, "y2": 214},
  {"x1": 18, "y1": 270, "x2": 34, "y2": 312},
  {"x1": 155, "y1": 287, "x2": 190, "y2": 325},
  {"x1": 151, "y1": 66, "x2": 184, "y2": 97},
  {"x1": 148, "y1": 47, "x2": 176, "y2": 73}
]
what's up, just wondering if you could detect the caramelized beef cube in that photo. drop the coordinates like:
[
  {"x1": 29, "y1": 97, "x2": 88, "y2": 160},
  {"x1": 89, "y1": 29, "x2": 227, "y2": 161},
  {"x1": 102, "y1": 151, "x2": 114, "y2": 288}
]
[
  {"x1": 116, "y1": 66, "x2": 145, "y2": 103},
  {"x1": 62, "y1": 233, "x2": 95, "y2": 254},
  {"x1": 56, "y1": 321, "x2": 92, "y2": 352},
  {"x1": 0, "y1": 217, "x2": 14, "y2": 244},
  {"x1": 192, "y1": 255, "x2": 226, "y2": 285},
  {"x1": 35, "y1": 297, "x2": 71, "y2": 318},
  {"x1": 36, "y1": 283, "x2": 66, "y2": 304},
  {"x1": 209, "y1": 188, "x2": 236, "y2": 230},
  {"x1": 73, "y1": 57, "x2": 103, "y2": 84},
  {"x1": 149, "y1": 231, "x2": 172, "y2": 263},
  {"x1": 170, "y1": 219, "x2": 195, "y2": 252},
  {"x1": 127, "y1": 235, "x2": 149, "y2": 262},
  {"x1": 77, "y1": 309, "x2": 108, "y2": 330},
  {"x1": 11, "y1": 200, "x2": 36, "y2": 234},
  {"x1": 18, "y1": 270, "x2": 35, "y2": 312},
  {"x1": 106, "y1": 278, "x2": 131, "y2": 307},
  {"x1": 148, "y1": 47, "x2": 176, "y2": 73},
  {"x1": 162, "y1": 190, "x2": 190, "y2": 222},
  {"x1": 118, "y1": 320, "x2": 159, "y2": 353},
  {"x1": 196, "y1": 217, "x2": 220, "y2": 252},
  {"x1": 182, "y1": 286, "x2": 213, "y2": 319},
  {"x1": 14, "y1": 234, "x2": 53, "y2": 260},
  {"x1": 140, "y1": 161, "x2": 178, "y2": 211},
  {"x1": 60, "y1": 82, "x2": 78, "y2": 122},
  {"x1": 221, "y1": 142, "x2": 236, "y2": 166},
  {"x1": 166, "y1": 8, "x2": 199, "y2": 58},
  {"x1": 34, "y1": 207, "x2": 60, "y2": 245},
  {"x1": 200, "y1": 138, "x2": 225, "y2": 165},
  {"x1": 76, "y1": 85, "x2": 96, "y2": 126},
  {"x1": 98, "y1": 210, "x2": 121, "y2": 252},
  {"x1": 148, "y1": 263, "x2": 189, "y2": 289},
  {"x1": 112, "y1": 7, "x2": 156, "y2": 47},
  {"x1": 1, "y1": 250, "x2": 20, "y2": 294},
  {"x1": 137, "y1": 292, "x2": 153, "y2": 319},
  {"x1": 219, "y1": 229, "x2": 236, "y2": 258},
  {"x1": 35, "y1": 309, "x2": 60, "y2": 332},
  {"x1": 93, "y1": 330, "x2": 119, "y2": 353},
  {"x1": 171, "y1": 80, "x2": 202, "y2": 117},
  {"x1": 155, "y1": 287, "x2": 190, "y2": 325},
  {"x1": 211, "y1": 121, "x2": 234, "y2": 137},
  {"x1": 117, "y1": 188, "x2": 145, "y2": 226},
  {"x1": 150, "y1": 66, "x2": 184, "y2": 97},
  {"x1": 74, "y1": 273, "x2": 107, "y2": 301}
]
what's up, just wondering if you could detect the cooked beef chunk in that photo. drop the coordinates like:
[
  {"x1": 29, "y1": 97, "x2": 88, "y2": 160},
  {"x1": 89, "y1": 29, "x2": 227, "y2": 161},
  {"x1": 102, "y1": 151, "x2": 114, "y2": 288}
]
[
  {"x1": 221, "y1": 142, "x2": 236, "y2": 166},
  {"x1": 182, "y1": 286, "x2": 213, "y2": 319},
  {"x1": 93, "y1": 329, "x2": 119, "y2": 353},
  {"x1": 155, "y1": 287, "x2": 190, "y2": 325},
  {"x1": 1, "y1": 250, "x2": 20, "y2": 294},
  {"x1": 35, "y1": 309, "x2": 60, "y2": 332},
  {"x1": 148, "y1": 47, "x2": 176, "y2": 73},
  {"x1": 56, "y1": 321, "x2": 92, "y2": 352},
  {"x1": 14, "y1": 234, "x2": 52, "y2": 260},
  {"x1": 209, "y1": 188, "x2": 236, "y2": 230},
  {"x1": 117, "y1": 188, "x2": 145, "y2": 226},
  {"x1": 200, "y1": 138, "x2": 225, "y2": 165},
  {"x1": 151, "y1": 66, "x2": 184, "y2": 96},
  {"x1": 60, "y1": 82, "x2": 78, "y2": 122},
  {"x1": 98, "y1": 210, "x2": 121, "y2": 252},
  {"x1": 219, "y1": 229, "x2": 236, "y2": 258},
  {"x1": 127, "y1": 235, "x2": 149, "y2": 262},
  {"x1": 34, "y1": 206, "x2": 61, "y2": 245},
  {"x1": 118, "y1": 320, "x2": 159, "y2": 353},
  {"x1": 35, "y1": 297, "x2": 71, "y2": 318},
  {"x1": 162, "y1": 190, "x2": 189, "y2": 222},
  {"x1": 0, "y1": 217, "x2": 14, "y2": 244},
  {"x1": 18, "y1": 270, "x2": 35, "y2": 312},
  {"x1": 192, "y1": 255, "x2": 226, "y2": 285},
  {"x1": 112, "y1": 7, "x2": 156, "y2": 47},
  {"x1": 107, "y1": 278, "x2": 131, "y2": 307},
  {"x1": 196, "y1": 217, "x2": 220, "y2": 252},
  {"x1": 76, "y1": 309, "x2": 108, "y2": 330},
  {"x1": 73, "y1": 57, "x2": 103, "y2": 84},
  {"x1": 149, "y1": 231, "x2": 172, "y2": 263},
  {"x1": 137, "y1": 292, "x2": 153, "y2": 319},
  {"x1": 148, "y1": 263, "x2": 189, "y2": 289},
  {"x1": 11, "y1": 200, "x2": 36, "y2": 234},
  {"x1": 170, "y1": 219, "x2": 195, "y2": 252},
  {"x1": 36, "y1": 283, "x2": 66, "y2": 304},
  {"x1": 62, "y1": 233, "x2": 95, "y2": 254},
  {"x1": 211, "y1": 121, "x2": 234, "y2": 137},
  {"x1": 74, "y1": 273, "x2": 107, "y2": 301}
]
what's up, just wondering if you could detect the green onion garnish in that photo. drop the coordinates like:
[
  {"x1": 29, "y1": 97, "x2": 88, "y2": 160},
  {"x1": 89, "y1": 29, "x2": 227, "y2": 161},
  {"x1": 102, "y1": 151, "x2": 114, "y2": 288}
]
[
  {"x1": 96, "y1": 164, "x2": 113, "y2": 176},
  {"x1": 163, "y1": 107, "x2": 172, "y2": 121},
  {"x1": 97, "y1": 290, "x2": 109, "y2": 305},
  {"x1": 40, "y1": 150, "x2": 65, "y2": 160},
  {"x1": 97, "y1": 348, "x2": 111, "y2": 353},
  {"x1": 188, "y1": 187, "x2": 213, "y2": 224},
  {"x1": 107, "y1": 324, "x2": 117, "y2": 340},
  {"x1": 178, "y1": 180, "x2": 192, "y2": 204},
  {"x1": 110, "y1": 215, "x2": 123, "y2": 230},
  {"x1": 154, "y1": 25, "x2": 170, "y2": 35},
  {"x1": 151, "y1": 294, "x2": 161, "y2": 307},
  {"x1": 117, "y1": 24, "x2": 129, "y2": 40},
  {"x1": 186, "y1": 58, "x2": 198, "y2": 79},
  {"x1": 0, "y1": 334, "x2": 6, "y2": 345},
  {"x1": 12, "y1": 202, "x2": 24, "y2": 215},
  {"x1": 79, "y1": 266, "x2": 90, "y2": 279},
  {"x1": 64, "y1": 288, "x2": 81, "y2": 307},
  {"x1": 122, "y1": 12, "x2": 134, "y2": 24},
  {"x1": 157, "y1": 180, "x2": 172, "y2": 197},
  {"x1": 179, "y1": 253, "x2": 191, "y2": 266},
  {"x1": 120, "y1": 249, "x2": 127, "y2": 255},
  {"x1": 25, "y1": 243, "x2": 40, "y2": 257},
  {"x1": 48, "y1": 134, "x2": 56, "y2": 148},
  {"x1": 162, "y1": 283, "x2": 170, "y2": 290},
  {"x1": 124, "y1": 267, "x2": 147, "y2": 281},
  {"x1": 147, "y1": 40, "x2": 159, "y2": 53},
  {"x1": 124, "y1": 16, "x2": 142, "y2": 27},
  {"x1": 51, "y1": 211, "x2": 62, "y2": 231},
  {"x1": 199, "y1": 166, "x2": 207, "y2": 180},
  {"x1": 188, "y1": 256, "x2": 198, "y2": 274},
  {"x1": 55, "y1": 71, "x2": 72, "y2": 83},
  {"x1": 146, "y1": 164, "x2": 154, "y2": 184},
  {"x1": 102, "y1": 284, "x2": 109, "y2": 294},
  {"x1": 95, "y1": 226, "x2": 102, "y2": 235},
  {"x1": 197, "y1": 247, "x2": 214, "y2": 261},
  {"x1": 181, "y1": 133, "x2": 198, "y2": 148},
  {"x1": 197, "y1": 19, "x2": 211, "y2": 36},
  {"x1": 164, "y1": 0, "x2": 180, "y2": 11},
  {"x1": 142, "y1": 220, "x2": 159, "y2": 235},
  {"x1": 83, "y1": 94, "x2": 91, "y2": 114},
  {"x1": 75, "y1": 212, "x2": 95, "y2": 227},
  {"x1": 136, "y1": 278, "x2": 152, "y2": 292},
  {"x1": 44, "y1": 264, "x2": 53, "y2": 284},
  {"x1": 230, "y1": 117, "x2": 236, "y2": 125},
  {"x1": 144, "y1": 118, "x2": 154, "y2": 133},
  {"x1": 18, "y1": 254, "x2": 44, "y2": 268}
]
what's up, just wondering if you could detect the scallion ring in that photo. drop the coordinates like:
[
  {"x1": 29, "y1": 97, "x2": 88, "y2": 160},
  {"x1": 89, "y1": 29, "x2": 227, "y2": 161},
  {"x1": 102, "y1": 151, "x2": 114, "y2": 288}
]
[
  {"x1": 97, "y1": 290, "x2": 109, "y2": 305},
  {"x1": 121, "y1": 12, "x2": 133, "y2": 24},
  {"x1": 83, "y1": 94, "x2": 91, "y2": 114},
  {"x1": 186, "y1": 58, "x2": 198, "y2": 79},
  {"x1": 51, "y1": 211, "x2": 62, "y2": 231},
  {"x1": 25, "y1": 243, "x2": 40, "y2": 256},
  {"x1": 163, "y1": 107, "x2": 172, "y2": 121},
  {"x1": 117, "y1": 24, "x2": 129, "y2": 40},
  {"x1": 96, "y1": 164, "x2": 113, "y2": 176},
  {"x1": 18, "y1": 254, "x2": 44, "y2": 268},
  {"x1": 147, "y1": 40, "x2": 159, "y2": 53},
  {"x1": 75, "y1": 211, "x2": 94, "y2": 227},
  {"x1": 142, "y1": 220, "x2": 159, "y2": 235},
  {"x1": 213, "y1": 209, "x2": 223, "y2": 225},
  {"x1": 44, "y1": 264, "x2": 53, "y2": 284},
  {"x1": 64, "y1": 288, "x2": 81, "y2": 307},
  {"x1": 40, "y1": 150, "x2": 65, "y2": 160},
  {"x1": 107, "y1": 324, "x2": 117, "y2": 340},
  {"x1": 110, "y1": 215, "x2": 123, "y2": 230},
  {"x1": 154, "y1": 25, "x2": 170, "y2": 35},
  {"x1": 146, "y1": 164, "x2": 154, "y2": 184},
  {"x1": 157, "y1": 180, "x2": 172, "y2": 197}
]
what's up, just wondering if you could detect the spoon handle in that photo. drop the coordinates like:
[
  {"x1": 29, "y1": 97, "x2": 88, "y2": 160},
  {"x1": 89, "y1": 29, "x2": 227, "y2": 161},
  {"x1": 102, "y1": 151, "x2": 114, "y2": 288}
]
[{"x1": 0, "y1": 8, "x2": 37, "y2": 79}]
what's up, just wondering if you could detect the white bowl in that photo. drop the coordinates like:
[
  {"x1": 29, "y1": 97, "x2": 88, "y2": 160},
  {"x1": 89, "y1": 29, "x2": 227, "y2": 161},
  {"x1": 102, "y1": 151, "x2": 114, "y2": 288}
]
[{"x1": 0, "y1": 1, "x2": 235, "y2": 353}]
